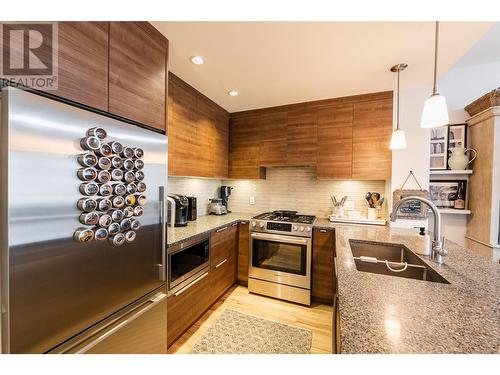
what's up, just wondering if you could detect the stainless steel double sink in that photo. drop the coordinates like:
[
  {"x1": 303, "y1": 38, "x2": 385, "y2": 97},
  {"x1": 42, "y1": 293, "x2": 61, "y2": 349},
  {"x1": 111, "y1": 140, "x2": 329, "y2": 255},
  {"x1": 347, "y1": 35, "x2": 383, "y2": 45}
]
[{"x1": 349, "y1": 239, "x2": 449, "y2": 284}]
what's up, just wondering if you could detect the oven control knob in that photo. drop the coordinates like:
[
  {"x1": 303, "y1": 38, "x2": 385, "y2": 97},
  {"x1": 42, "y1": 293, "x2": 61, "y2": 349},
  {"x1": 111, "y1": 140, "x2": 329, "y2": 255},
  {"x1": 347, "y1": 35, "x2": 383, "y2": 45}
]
[
  {"x1": 259, "y1": 222, "x2": 264, "y2": 229},
  {"x1": 251, "y1": 221, "x2": 256, "y2": 227},
  {"x1": 293, "y1": 225, "x2": 298, "y2": 231},
  {"x1": 300, "y1": 226, "x2": 304, "y2": 232},
  {"x1": 305, "y1": 227, "x2": 311, "y2": 232}
]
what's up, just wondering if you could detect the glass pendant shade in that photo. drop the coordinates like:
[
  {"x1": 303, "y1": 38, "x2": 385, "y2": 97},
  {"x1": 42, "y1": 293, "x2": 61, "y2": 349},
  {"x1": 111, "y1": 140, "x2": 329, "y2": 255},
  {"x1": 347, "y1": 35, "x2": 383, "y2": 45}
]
[
  {"x1": 390, "y1": 129, "x2": 407, "y2": 150},
  {"x1": 421, "y1": 93, "x2": 449, "y2": 128}
]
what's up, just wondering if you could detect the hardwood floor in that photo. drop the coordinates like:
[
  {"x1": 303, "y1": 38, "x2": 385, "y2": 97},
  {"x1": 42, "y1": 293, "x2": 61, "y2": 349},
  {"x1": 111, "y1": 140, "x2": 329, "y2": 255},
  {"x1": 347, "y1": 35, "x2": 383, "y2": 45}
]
[{"x1": 168, "y1": 285, "x2": 333, "y2": 354}]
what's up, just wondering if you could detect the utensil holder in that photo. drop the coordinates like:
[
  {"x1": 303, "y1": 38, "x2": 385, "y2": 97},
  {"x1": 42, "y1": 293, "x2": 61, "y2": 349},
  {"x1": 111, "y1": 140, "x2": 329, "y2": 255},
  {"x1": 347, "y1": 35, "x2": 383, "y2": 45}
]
[{"x1": 367, "y1": 207, "x2": 377, "y2": 221}]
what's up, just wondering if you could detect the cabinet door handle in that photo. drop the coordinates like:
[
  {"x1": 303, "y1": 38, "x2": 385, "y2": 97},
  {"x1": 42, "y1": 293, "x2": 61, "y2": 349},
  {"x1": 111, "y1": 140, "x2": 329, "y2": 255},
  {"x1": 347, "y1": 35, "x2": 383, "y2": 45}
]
[
  {"x1": 174, "y1": 272, "x2": 209, "y2": 297},
  {"x1": 216, "y1": 226, "x2": 228, "y2": 233},
  {"x1": 319, "y1": 229, "x2": 327, "y2": 233},
  {"x1": 215, "y1": 258, "x2": 228, "y2": 268},
  {"x1": 232, "y1": 222, "x2": 238, "y2": 227},
  {"x1": 240, "y1": 221, "x2": 247, "y2": 225}
]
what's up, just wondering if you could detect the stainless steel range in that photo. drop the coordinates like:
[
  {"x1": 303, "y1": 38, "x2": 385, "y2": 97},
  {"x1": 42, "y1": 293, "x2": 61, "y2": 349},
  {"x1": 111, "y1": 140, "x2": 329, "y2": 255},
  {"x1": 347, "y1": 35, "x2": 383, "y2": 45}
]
[{"x1": 248, "y1": 210, "x2": 316, "y2": 305}]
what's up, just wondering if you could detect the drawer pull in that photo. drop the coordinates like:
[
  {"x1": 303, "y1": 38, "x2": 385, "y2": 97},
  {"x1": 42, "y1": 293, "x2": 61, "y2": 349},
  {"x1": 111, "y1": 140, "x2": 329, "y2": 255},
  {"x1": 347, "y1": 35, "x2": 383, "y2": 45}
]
[
  {"x1": 173, "y1": 272, "x2": 209, "y2": 297},
  {"x1": 215, "y1": 258, "x2": 228, "y2": 268},
  {"x1": 319, "y1": 229, "x2": 327, "y2": 233},
  {"x1": 216, "y1": 226, "x2": 228, "y2": 233},
  {"x1": 240, "y1": 221, "x2": 247, "y2": 224},
  {"x1": 232, "y1": 222, "x2": 238, "y2": 227}
]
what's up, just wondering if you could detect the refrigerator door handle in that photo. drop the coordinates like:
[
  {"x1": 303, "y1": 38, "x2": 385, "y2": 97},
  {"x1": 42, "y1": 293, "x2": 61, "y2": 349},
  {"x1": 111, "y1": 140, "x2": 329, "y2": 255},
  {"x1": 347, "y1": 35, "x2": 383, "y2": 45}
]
[
  {"x1": 158, "y1": 186, "x2": 167, "y2": 281},
  {"x1": 73, "y1": 292, "x2": 167, "y2": 354}
]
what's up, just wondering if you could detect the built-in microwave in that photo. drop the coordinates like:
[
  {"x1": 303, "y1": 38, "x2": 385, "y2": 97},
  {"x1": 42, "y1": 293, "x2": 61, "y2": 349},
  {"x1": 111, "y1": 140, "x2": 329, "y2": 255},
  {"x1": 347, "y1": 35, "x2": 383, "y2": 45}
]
[{"x1": 167, "y1": 235, "x2": 210, "y2": 296}]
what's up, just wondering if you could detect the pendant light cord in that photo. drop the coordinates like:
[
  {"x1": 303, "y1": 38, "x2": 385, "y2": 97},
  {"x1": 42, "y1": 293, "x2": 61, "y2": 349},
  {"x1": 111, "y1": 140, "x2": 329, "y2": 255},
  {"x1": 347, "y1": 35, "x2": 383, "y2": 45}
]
[
  {"x1": 396, "y1": 68, "x2": 400, "y2": 131},
  {"x1": 433, "y1": 21, "x2": 439, "y2": 95}
]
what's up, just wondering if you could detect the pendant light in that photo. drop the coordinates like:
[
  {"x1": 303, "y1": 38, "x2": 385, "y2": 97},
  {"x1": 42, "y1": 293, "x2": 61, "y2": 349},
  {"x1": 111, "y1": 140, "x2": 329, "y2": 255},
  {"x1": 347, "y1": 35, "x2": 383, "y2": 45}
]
[
  {"x1": 421, "y1": 21, "x2": 449, "y2": 128},
  {"x1": 390, "y1": 63, "x2": 408, "y2": 150}
]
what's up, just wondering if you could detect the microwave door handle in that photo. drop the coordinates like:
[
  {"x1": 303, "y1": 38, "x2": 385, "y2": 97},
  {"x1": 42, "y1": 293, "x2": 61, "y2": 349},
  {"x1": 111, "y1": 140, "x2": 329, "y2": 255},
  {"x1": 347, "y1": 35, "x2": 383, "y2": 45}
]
[{"x1": 158, "y1": 186, "x2": 167, "y2": 281}]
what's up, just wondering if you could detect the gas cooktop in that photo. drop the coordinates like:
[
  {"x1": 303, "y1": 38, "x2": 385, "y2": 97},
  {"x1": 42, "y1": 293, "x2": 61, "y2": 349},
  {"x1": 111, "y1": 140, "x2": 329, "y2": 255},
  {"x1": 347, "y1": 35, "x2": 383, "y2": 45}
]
[{"x1": 252, "y1": 210, "x2": 316, "y2": 224}]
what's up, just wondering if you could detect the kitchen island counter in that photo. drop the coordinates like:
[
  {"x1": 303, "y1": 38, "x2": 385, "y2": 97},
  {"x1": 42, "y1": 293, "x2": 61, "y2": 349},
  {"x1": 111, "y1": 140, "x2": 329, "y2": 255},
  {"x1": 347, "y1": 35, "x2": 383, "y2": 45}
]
[{"x1": 315, "y1": 218, "x2": 500, "y2": 354}]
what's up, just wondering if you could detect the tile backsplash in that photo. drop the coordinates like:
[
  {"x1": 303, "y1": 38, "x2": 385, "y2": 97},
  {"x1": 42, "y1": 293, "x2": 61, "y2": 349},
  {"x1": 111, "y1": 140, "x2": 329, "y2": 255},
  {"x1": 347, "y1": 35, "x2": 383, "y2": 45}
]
[
  {"x1": 226, "y1": 167, "x2": 386, "y2": 219},
  {"x1": 168, "y1": 167, "x2": 387, "y2": 219},
  {"x1": 168, "y1": 177, "x2": 221, "y2": 217}
]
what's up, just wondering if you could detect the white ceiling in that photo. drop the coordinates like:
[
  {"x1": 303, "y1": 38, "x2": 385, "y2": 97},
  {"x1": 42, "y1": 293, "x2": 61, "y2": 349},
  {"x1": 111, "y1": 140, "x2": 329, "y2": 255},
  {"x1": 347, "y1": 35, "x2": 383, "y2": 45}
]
[{"x1": 152, "y1": 22, "x2": 495, "y2": 113}]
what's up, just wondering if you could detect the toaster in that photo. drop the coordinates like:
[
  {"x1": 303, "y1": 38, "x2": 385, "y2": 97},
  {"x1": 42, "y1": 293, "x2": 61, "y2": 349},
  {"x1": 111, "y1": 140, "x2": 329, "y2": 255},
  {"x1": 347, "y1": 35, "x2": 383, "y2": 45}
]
[{"x1": 209, "y1": 198, "x2": 227, "y2": 215}]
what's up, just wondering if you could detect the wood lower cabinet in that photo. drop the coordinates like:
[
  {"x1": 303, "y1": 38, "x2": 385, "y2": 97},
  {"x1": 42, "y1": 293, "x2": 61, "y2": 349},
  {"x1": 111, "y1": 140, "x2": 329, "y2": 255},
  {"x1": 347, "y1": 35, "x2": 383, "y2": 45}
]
[
  {"x1": 312, "y1": 228, "x2": 336, "y2": 305},
  {"x1": 317, "y1": 104, "x2": 353, "y2": 179},
  {"x1": 352, "y1": 98, "x2": 393, "y2": 179},
  {"x1": 166, "y1": 270, "x2": 212, "y2": 347},
  {"x1": 167, "y1": 223, "x2": 238, "y2": 347},
  {"x1": 109, "y1": 22, "x2": 167, "y2": 132},
  {"x1": 237, "y1": 221, "x2": 250, "y2": 285}
]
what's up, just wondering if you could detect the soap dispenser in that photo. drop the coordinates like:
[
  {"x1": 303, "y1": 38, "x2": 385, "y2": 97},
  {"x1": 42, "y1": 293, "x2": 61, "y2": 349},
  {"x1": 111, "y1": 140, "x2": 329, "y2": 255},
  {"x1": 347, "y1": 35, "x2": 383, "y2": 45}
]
[{"x1": 415, "y1": 227, "x2": 430, "y2": 256}]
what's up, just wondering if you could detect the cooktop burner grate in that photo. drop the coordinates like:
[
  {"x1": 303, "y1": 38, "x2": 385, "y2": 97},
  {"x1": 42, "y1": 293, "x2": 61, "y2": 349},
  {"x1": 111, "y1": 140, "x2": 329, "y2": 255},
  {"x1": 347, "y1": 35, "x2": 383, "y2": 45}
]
[{"x1": 252, "y1": 211, "x2": 316, "y2": 224}]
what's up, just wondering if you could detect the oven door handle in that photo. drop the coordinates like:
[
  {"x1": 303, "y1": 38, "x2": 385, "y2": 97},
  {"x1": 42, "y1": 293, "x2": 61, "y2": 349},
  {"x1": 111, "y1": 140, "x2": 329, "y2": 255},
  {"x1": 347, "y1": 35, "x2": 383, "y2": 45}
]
[{"x1": 250, "y1": 232, "x2": 309, "y2": 245}]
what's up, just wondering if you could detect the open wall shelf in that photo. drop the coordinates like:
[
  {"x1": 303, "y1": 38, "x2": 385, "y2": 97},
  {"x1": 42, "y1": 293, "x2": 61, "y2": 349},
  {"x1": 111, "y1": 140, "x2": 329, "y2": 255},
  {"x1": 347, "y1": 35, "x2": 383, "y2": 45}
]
[{"x1": 430, "y1": 170, "x2": 473, "y2": 175}]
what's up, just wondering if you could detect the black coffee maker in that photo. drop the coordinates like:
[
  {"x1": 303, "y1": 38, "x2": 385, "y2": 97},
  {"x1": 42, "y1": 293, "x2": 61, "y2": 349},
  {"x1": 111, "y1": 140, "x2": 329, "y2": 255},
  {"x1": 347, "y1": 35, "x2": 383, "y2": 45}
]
[
  {"x1": 167, "y1": 194, "x2": 188, "y2": 227},
  {"x1": 220, "y1": 186, "x2": 233, "y2": 213}
]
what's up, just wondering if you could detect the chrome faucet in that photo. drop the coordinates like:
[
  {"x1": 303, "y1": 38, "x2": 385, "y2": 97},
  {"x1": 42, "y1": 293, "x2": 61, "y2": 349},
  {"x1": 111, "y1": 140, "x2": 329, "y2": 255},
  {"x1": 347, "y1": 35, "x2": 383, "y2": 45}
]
[{"x1": 390, "y1": 196, "x2": 447, "y2": 264}]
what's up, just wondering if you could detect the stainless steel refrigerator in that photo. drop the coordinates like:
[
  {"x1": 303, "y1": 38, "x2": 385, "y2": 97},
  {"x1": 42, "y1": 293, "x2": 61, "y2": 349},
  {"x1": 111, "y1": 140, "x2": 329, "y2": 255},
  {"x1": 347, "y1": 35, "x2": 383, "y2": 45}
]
[{"x1": 0, "y1": 87, "x2": 168, "y2": 354}]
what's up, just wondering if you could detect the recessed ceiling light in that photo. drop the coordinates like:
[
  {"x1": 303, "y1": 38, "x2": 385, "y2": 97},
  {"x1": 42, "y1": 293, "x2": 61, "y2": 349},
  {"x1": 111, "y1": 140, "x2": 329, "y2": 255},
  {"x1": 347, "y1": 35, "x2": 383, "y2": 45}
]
[
  {"x1": 228, "y1": 90, "x2": 238, "y2": 97},
  {"x1": 190, "y1": 56, "x2": 205, "y2": 65}
]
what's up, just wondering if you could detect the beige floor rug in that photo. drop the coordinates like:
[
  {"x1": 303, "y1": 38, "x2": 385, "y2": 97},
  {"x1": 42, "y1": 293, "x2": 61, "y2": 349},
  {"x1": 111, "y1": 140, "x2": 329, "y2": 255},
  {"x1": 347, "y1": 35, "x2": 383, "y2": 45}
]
[{"x1": 191, "y1": 309, "x2": 312, "y2": 354}]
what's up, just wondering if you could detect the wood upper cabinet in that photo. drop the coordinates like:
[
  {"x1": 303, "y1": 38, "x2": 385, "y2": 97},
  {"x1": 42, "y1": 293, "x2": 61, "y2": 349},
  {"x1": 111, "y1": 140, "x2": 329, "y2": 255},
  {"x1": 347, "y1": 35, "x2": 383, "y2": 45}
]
[
  {"x1": 312, "y1": 228, "x2": 336, "y2": 305},
  {"x1": 228, "y1": 91, "x2": 393, "y2": 180},
  {"x1": 109, "y1": 22, "x2": 167, "y2": 131},
  {"x1": 1, "y1": 22, "x2": 109, "y2": 111},
  {"x1": 214, "y1": 110, "x2": 230, "y2": 178},
  {"x1": 168, "y1": 74, "x2": 198, "y2": 176},
  {"x1": 168, "y1": 73, "x2": 230, "y2": 178},
  {"x1": 352, "y1": 98, "x2": 393, "y2": 179},
  {"x1": 229, "y1": 115, "x2": 265, "y2": 179},
  {"x1": 194, "y1": 96, "x2": 216, "y2": 177},
  {"x1": 286, "y1": 109, "x2": 318, "y2": 166},
  {"x1": 258, "y1": 112, "x2": 288, "y2": 167},
  {"x1": 50, "y1": 22, "x2": 109, "y2": 111},
  {"x1": 317, "y1": 104, "x2": 353, "y2": 179}
]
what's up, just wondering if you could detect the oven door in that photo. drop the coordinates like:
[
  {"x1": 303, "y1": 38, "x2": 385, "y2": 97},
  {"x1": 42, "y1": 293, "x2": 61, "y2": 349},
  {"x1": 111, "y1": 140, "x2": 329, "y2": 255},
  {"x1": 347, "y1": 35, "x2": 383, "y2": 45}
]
[
  {"x1": 168, "y1": 238, "x2": 209, "y2": 295},
  {"x1": 249, "y1": 232, "x2": 311, "y2": 289}
]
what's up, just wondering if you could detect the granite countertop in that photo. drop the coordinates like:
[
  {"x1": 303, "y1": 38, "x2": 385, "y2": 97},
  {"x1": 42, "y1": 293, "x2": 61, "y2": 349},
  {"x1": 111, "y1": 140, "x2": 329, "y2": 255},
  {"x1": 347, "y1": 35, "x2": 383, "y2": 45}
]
[
  {"x1": 167, "y1": 214, "x2": 500, "y2": 353},
  {"x1": 167, "y1": 212, "x2": 254, "y2": 246},
  {"x1": 315, "y1": 218, "x2": 500, "y2": 354}
]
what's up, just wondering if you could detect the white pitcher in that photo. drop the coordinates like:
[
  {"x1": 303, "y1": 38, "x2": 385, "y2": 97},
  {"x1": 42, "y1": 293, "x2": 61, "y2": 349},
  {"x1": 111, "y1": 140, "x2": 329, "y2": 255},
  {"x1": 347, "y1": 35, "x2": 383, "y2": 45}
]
[{"x1": 448, "y1": 147, "x2": 477, "y2": 170}]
